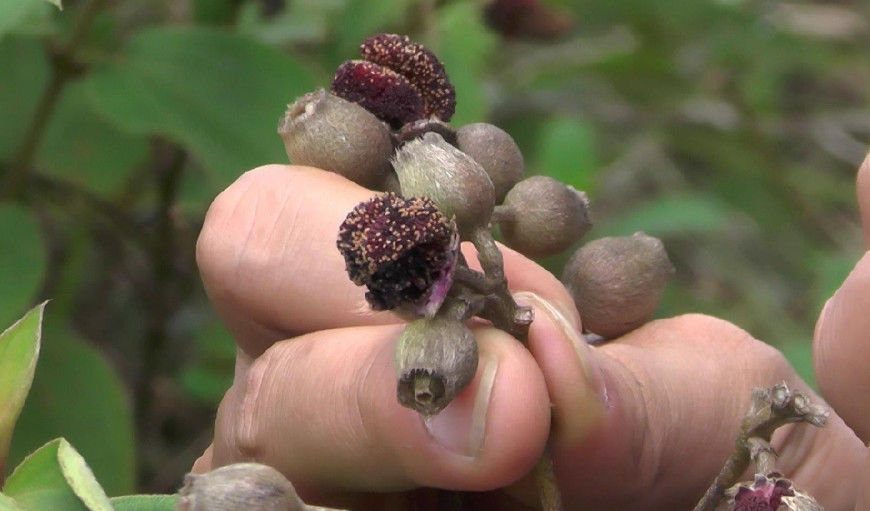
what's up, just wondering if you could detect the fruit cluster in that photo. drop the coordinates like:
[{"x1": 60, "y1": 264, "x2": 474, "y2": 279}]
[
  {"x1": 168, "y1": 31, "x2": 830, "y2": 511},
  {"x1": 278, "y1": 33, "x2": 674, "y2": 419}
]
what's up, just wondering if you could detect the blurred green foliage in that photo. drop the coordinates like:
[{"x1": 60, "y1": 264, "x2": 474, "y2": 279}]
[{"x1": 0, "y1": 0, "x2": 866, "y2": 493}]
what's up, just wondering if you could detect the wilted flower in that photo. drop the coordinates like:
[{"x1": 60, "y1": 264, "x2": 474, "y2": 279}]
[
  {"x1": 331, "y1": 60, "x2": 424, "y2": 128},
  {"x1": 331, "y1": 33, "x2": 456, "y2": 125},
  {"x1": 360, "y1": 34, "x2": 456, "y2": 121},
  {"x1": 337, "y1": 193, "x2": 459, "y2": 316},
  {"x1": 729, "y1": 473, "x2": 795, "y2": 511}
]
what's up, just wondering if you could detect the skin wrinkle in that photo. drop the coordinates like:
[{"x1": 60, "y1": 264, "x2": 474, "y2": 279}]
[
  {"x1": 234, "y1": 345, "x2": 270, "y2": 461},
  {"x1": 265, "y1": 182, "x2": 295, "y2": 259},
  {"x1": 595, "y1": 346, "x2": 659, "y2": 501},
  {"x1": 355, "y1": 339, "x2": 384, "y2": 454},
  {"x1": 231, "y1": 183, "x2": 263, "y2": 281}
]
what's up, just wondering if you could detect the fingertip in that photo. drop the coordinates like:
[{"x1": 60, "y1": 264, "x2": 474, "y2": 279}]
[
  {"x1": 813, "y1": 251, "x2": 870, "y2": 441},
  {"x1": 389, "y1": 327, "x2": 552, "y2": 491},
  {"x1": 514, "y1": 292, "x2": 605, "y2": 447}
]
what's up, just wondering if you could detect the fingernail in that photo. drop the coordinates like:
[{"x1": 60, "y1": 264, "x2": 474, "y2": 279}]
[
  {"x1": 513, "y1": 291, "x2": 606, "y2": 443},
  {"x1": 424, "y1": 354, "x2": 498, "y2": 458}
]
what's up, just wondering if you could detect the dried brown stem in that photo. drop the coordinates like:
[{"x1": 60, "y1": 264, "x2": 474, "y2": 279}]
[
  {"x1": 692, "y1": 382, "x2": 829, "y2": 511},
  {"x1": 466, "y1": 227, "x2": 560, "y2": 511}
]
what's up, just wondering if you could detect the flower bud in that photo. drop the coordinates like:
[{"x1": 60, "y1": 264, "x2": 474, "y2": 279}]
[
  {"x1": 278, "y1": 88, "x2": 392, "y2": 189},
  {"x1": 394, "y1": 317, "x2": 478, "y2": 416},
  {"x1": 456, "y1": 123, "x2": 524, "y2": 203},
  {"x1": 392, "y1": 132, "x2": 495, "y2": 239},
  {"x1": 177, "y1": 463, "x2": 304, "y2": 511},
  {"x1": 500, "y1": 176, "x2": 591, "y2": 258},
  {"x1": 562, "y1": 232, "x2": 674, "y2": 339}
]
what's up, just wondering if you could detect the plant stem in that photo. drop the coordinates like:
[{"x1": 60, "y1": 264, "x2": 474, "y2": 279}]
[
  {"x1": 1, "y1": 0, "x2": 106, "y2": 199},
  {"x1": 27, "y1": 174, "x2": 145, "y2": 246},
  {"x1": 490, "y1": 205, "x2": 516, "y2": 224},
  {"x1": 533, "y1": 442, "x2": 563, "y2": 511},
  {"x1": 467, "y1": 228, "x2": 561, "y2": 511},
  {"x1": 136, "y1": 142, "x2": 187, "y2": 488},
  {"x1": 692, "y1": 382, "x2": 828, "y2": 511}
]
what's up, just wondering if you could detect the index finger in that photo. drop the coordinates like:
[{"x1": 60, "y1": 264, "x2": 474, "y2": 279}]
[
  {"x1": 196, "y1": 165, "x2": 578, "y2": 357},
  {"x1": 814, "y1": 150, "x2": 870, "y2": 441}
]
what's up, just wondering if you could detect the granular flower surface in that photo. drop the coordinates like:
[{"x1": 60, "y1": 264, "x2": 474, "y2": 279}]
[{"x1": 337, "y1": 193, "x2": 459, "y2": 315}]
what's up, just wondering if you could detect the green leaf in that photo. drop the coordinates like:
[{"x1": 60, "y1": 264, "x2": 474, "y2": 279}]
[
  {"x1": 6, "y1": 322, "x2": 134, "y2": 495},
  {"x1": 434, "y1": 2, "x2": 497, "y2": 126},
  {"x1": 0, "y1": 206, "x2": 47, "y2": 330},
  {"x1": 109, "y1": 495, "x2": 177, "y2": 511},
  {"x1": 329, "y1": 0, "x2": 414, "y2": 62},
  {"x1": 83, "y1": 27, "x2": 317, "y2": 191},
  {"x1": 600, "y1": 195, "x2": 733, "y2": 238},
  {"x1": 37, "y1": 82, "x2": 149, "y2": 197},
  {"x1": 0, "y1": 0, "x2": 40, "y2": 39},
  {"x1": 0, "y1": 304, "x2": 45, "y2": 478},
  {"x1": 4, "y1": 438, "x2": 111, "y2": 511},
  {"x1": 178, "y1": 319, "x2": 234, "y2": 404},
  {"x1": 0, "y1": 493, "x2": 25, "y2": 511},
  {"x1": 536, "y1": 117, "x2": 597, "y2": 193},
  {"x1": 0, "y1": 37, "x2": 49, "y2": 161},
  {"x1": 237, "y1": 0, "x2": 343, "y2": 47}
]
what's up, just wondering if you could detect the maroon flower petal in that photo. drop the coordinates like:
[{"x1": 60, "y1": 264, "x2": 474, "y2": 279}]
[
  {"x1": 331, "y1": 60, "x2": 425, "y2": 128},
  {"x1": 337, "y1": 193, "x2": 458, "y2": 314},
  {"x1": 360, "y1": 34, "x2": 456, "y2": 121},
  {"x1": 733, "y1": 475, "x2": 795, "y2": 511}
]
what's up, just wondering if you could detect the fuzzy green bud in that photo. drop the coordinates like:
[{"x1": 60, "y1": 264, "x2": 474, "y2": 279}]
[
  {"x1": 562, "y1": 232, "x2": 674, "y2": 339},
  {"x1": 394, "y1": 317, "x2": 478, "y2": 416},
  {"x1": 177, "y1": 463, "x2": 304, "y2": 511},
  {"x1": 500, "y1": 176, "x2": 591, "y2": 258},
  {"x1": 278, "y1": 89, "x2": 393, "y2": 189},
  {"x1": 392, "y1": 132, "x2": 495, "y2": 239},
  {"x1": 457, "y1": 123, "x2": 524, "y2": 203}
]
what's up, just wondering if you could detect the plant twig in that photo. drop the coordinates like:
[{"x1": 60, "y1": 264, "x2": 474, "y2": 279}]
[
  {"x1": 26, "y1": 173, "x2": 146, "y2": 246},
  {"x1": 467, "y1": 227, "x2": 561, "y2": 511},
  {"x1": 2, "y1": 0, "x2": 107, "y2": 199},
  {"x1": 692, "y1": 382, "x2": 828, "y2": 511},
  {"x1": 533, "y1": 442, "x2": 563, "y2": 511}
]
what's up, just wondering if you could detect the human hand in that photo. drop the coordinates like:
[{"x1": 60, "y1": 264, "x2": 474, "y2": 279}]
[
  {"x1": 814, "y1": 151, "x2": 870, "y2": 509},
  {"x1": 191, "y1": 160, "x2": 867, "y2": 510}
]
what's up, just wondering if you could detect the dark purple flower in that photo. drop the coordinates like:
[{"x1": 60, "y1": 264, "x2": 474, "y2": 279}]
[
  {"x1": 360, "y1": 34, "x2": 456, "y2": 121},
  {"x1": 337, "y1": 193, "x2": 459, "y2": 316},
  {"x1": 483, "y1": 0, "x2": 573, "y2": 40},
  {"x1": 331, "y1": 60, "x2": 425, "y2": 128},
  {"x1": 733, "y1": 474, "x2": 794, "y2": 511}
]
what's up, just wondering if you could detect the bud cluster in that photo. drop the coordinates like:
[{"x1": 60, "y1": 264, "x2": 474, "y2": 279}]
[
  {"x1": 278, "y1": 31, "x2": 680, "y2": 510},
  {"x1": 278, "y1": 31, "x2": 679, "y2": 418}
]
